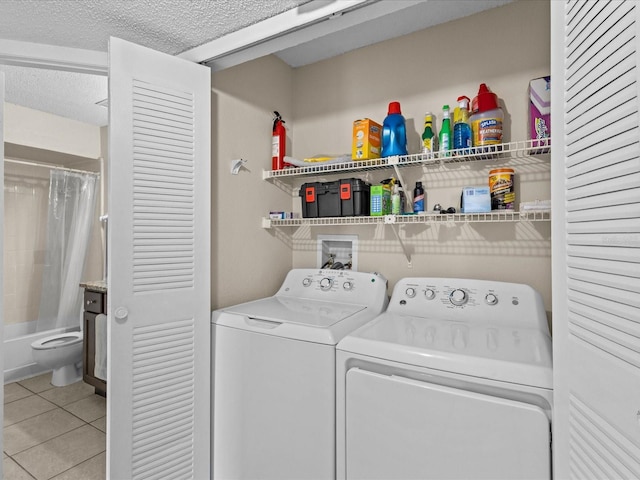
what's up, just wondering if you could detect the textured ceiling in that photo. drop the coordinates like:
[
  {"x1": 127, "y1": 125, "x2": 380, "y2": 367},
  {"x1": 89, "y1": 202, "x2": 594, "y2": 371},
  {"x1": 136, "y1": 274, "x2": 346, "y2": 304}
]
[
  {"x1": 0, "y1": 0, "x2": 310, "y2": 55},
  {"x1": 0, "y1": 65, "x2": 109, "y2": 126},
  {"x1": 0, "y1": 0, "x2": 309, "y2": 126},
  {"x1": 0, "y1": 0, "x2": 511, "y2": 127}
]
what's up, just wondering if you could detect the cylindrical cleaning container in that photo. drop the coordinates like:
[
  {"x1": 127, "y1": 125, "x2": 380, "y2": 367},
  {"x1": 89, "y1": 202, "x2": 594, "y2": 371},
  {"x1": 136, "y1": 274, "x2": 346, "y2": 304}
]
[
  {"x1": 470, "y1": 84, "x2": 504, "y2": 149},
  {"x1": 489, "y1": 168, "x2": 515, "y2": 210},
  {"x1": 381, "y1": 101, "x2": 408, "y2": 157},
  {"x1": 413, "y1": 181, "x2": 425, "y2": 213}
]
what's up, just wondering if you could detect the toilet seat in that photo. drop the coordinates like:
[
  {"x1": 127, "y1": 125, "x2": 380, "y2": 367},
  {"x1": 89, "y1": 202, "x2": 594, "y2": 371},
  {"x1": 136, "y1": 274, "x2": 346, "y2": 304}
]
[{"x1": 31, "y1": 332, "x2": 83, "y2": 350}]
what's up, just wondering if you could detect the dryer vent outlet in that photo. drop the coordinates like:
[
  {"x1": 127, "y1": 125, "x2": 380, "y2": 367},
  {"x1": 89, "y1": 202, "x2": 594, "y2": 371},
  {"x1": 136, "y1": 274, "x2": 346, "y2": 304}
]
[{"x1": 317, "y1": 235, "x2": 358, "y2": 271}]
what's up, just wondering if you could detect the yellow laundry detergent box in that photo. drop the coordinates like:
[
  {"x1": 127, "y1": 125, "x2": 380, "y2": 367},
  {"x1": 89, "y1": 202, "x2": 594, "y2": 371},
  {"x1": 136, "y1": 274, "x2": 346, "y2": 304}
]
[{"x1": 352, "y1": 118, "x2": 382, "y2": 160}]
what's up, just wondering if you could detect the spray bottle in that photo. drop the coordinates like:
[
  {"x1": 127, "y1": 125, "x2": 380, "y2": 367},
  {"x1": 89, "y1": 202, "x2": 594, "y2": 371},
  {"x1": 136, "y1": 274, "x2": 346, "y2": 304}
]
[
  {"x1": 453, "y1": 96, "x2": 472, "y2": 152},
  {"x1": 421, "y1": 112, "x2": 437, "y2": 155},
  {"x1": 439, "y1": 105, "x2": 452, "y2": 157}
]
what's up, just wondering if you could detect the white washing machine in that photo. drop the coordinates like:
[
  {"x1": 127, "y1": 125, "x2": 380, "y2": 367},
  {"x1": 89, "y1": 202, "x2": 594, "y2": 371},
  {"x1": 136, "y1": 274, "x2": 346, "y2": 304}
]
[
  {"x1": 336, "y1": 277, "x2": 553, "y2": 480},
  {"x1": 212, "y1": 268, "x2": 388, "y2": 480}
]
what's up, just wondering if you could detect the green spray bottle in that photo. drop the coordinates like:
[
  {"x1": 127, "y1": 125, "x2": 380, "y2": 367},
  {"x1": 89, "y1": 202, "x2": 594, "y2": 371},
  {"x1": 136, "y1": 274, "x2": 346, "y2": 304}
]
[{"x1": 439, "y1": 105, "x2": 452, "y2": 157}]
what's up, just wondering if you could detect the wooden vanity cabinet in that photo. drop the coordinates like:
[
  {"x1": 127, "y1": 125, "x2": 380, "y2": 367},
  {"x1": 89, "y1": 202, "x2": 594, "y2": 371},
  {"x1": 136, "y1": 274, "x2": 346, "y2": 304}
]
[{"x1": 83, "y1": 288, "x2": 107, "y2": 396}]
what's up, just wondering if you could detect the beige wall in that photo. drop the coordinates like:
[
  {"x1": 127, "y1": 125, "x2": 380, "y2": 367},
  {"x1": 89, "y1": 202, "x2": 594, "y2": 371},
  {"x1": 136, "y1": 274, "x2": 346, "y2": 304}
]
[
  {"x1": 209, "y1": 1, "x2": 552, "y2": 314},
  {"x1": 286, "y1": 0, "x2": 553, "y2": 313},
  {"x1": 210, "y1": 55, "x2": 294, "y2": 309},
  {"x1": 4, "y1": 103, "x2": 102, "y2": 160}
]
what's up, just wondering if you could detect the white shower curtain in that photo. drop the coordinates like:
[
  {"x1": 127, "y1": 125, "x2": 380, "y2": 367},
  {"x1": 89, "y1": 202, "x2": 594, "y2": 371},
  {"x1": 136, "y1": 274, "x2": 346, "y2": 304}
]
[{"x1": 37, "y1": 170, "x2": 99, "y2": 332}]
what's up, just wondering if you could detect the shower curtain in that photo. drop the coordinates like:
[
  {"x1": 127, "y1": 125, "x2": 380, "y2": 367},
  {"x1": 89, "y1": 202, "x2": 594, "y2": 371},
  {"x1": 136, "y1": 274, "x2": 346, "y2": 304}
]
[{"x1": 37, "y1": 170, "x2": 99, "y2": 332}]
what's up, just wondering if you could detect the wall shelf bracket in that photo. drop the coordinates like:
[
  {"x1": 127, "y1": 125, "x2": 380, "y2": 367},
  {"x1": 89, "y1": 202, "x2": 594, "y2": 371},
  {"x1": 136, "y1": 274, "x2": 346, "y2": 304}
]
[{"x1": 387, "y1": 221, "x2": 412, "y2": 267}]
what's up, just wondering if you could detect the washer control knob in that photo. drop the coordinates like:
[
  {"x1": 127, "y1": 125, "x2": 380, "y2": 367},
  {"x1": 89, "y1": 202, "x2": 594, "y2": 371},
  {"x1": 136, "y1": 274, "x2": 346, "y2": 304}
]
[
  {"x1": 449, "y1": 289, "x2": 468, "y2": 306},
  {"x1": 425, "y1": 288, "x2": 436, "y2": 300},
  {"x1": 343, "y1": 281, "x2": 353, "y2": 291},
  {"x1": 302, "y1": 278, "x2": 312, "y2": 287},
  {"x1": 319, "y1": 277, "x2": 333, "y2": 291},
  {"x1": 405, "y1": 287, "x2": 416, "y2": 298},
  {"x1": 485, "y1": 293, "x2": 498, "y2": 305}
]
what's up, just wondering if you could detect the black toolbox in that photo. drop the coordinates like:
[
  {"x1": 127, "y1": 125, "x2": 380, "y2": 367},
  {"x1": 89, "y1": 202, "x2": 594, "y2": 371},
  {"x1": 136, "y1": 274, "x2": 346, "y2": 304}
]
[{"x1": 300, "y1": 178, "x2": 370, "y2": 218}]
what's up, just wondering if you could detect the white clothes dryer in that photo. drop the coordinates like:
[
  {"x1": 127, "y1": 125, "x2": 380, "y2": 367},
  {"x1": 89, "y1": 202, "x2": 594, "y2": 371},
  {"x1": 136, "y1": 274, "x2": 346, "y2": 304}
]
[
  {"x1": 212, "y1": 269, "x2": 388, "y2": 480},
  {"x1": 336, "y1": 277, "x2": 553, "y2": 480}
]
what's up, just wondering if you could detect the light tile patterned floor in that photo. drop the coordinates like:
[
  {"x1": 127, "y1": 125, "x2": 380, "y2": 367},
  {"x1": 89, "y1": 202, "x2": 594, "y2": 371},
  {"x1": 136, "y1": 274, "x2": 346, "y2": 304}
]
[{"x1": 3, "y1": 373, "x2": 106, "y2": 480}]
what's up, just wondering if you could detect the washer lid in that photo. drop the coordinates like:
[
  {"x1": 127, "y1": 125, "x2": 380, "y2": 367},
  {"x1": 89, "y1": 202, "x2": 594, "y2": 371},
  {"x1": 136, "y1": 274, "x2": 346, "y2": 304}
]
[
  {"x1": 337, "y1": 312, "x2": 553, "y2": 389},
  {"x1": 214, "y1": 296, "x2": 372, "y2": 345},
  {"x1": 225, "y1": 297, "x2": 365, "y2": 327}
]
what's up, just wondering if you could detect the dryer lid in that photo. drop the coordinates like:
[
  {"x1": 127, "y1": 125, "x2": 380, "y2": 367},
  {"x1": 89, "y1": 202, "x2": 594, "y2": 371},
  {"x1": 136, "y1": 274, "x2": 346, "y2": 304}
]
[{"x1": 337, "y1": 312, "x2": 553, "y2": 389}]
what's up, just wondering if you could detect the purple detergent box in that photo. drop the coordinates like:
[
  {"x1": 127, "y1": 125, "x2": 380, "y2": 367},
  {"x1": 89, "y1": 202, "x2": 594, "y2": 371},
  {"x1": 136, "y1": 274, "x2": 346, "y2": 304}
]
[{"x1": 529, "y1": 76, "x2": 551, "y2": 140}]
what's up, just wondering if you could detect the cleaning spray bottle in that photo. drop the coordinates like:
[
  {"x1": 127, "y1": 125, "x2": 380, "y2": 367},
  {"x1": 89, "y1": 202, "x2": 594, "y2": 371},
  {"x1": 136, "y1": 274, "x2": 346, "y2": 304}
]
[
  {"x1": 439, "y1": 105, "x2": 452, "y2": 157},
  {"x1": 421, "y1": 112, "x2": 437, "y2": 155},
  {"x1": 453, "y1": 96, "x2": 472, "y2": 152},
  {"x1": 391, "y1": 182, "x2": 401, "y2": 215}
]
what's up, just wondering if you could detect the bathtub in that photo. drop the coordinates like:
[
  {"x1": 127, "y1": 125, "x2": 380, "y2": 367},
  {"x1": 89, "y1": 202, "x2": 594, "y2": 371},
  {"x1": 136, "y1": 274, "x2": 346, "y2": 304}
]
[{"x1": 3, "y1": 320, "x2": 80, "y2": 384}]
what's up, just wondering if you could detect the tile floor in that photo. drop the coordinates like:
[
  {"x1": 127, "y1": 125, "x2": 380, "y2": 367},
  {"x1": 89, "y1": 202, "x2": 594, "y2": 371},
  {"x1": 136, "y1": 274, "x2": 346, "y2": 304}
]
[{"x1": 3, "y1": 373, "x2": 106, "y2": 480}]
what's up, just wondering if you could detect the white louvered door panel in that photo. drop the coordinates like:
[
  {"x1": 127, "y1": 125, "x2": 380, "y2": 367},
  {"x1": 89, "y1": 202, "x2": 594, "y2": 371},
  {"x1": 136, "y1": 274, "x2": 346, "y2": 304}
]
[
  {"x1": 552, "y1": 1, "x2": 640, "y2": 479},
  {"x1": 108, "y1": 37, "x2": 210, "y2": 480},
  {"x1": 0, "y1": 72, "x2": 5, "y2": 480}
]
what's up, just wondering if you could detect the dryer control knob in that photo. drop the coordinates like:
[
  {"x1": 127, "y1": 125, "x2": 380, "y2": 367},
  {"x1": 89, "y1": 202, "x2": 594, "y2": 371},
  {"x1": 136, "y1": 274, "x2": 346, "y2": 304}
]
[
  {"x1": 485, "y1": 293, "x2": 498, "y2": 305},
  {"x1": 319, "y1": 277, "x2": 333, "y2": 291},
  {"x1": 405, "y1": 287, "x2": 416, "y2": 298},
  {"x1": 425, "y1": 288, "x2": 436, "y2": 300},
  {"x1": 302, "y1": 278, "x2": 312, "y2": 287},
  {"x1": 449, "y1": 289, "x2": 468, "y2": 306},
  {"x1": 343, "y1": 281, "x2": 353, "y2": 291}
]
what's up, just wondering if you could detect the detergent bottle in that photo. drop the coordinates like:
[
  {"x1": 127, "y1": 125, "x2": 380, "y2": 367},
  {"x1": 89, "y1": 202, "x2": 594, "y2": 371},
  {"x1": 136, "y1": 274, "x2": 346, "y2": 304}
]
[
  {"x1": 381, "y1": 101, "x2": 408, "y2": 157},
  {"x1": 469, "y1": 84, "x2": 504, "y2": 149}
]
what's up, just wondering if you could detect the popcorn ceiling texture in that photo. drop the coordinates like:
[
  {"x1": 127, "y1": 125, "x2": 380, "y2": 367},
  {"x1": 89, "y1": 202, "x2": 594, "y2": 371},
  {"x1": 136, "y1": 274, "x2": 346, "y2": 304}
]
[
  {"x1": 0, "y1": 65, "x2": 109, "y2": 126},
  {"x1": 0, "y1": 0, "x2": 309, "y2": 126},
  {"x1": 0, "y1": 0, "x2": 310, "y2": 54}
]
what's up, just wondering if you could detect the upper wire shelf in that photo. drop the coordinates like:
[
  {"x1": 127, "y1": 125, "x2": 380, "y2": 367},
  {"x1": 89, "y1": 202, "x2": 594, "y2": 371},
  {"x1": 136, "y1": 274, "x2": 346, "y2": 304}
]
[{"x1": 262, "y1": 138, "x2": 551, "y2": 181}]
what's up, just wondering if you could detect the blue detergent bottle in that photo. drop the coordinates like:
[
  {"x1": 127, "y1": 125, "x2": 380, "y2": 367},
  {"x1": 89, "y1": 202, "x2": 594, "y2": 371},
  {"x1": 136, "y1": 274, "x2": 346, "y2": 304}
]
[{"x1": 381, "y1": 101, "x2": 408, "y2": 157}]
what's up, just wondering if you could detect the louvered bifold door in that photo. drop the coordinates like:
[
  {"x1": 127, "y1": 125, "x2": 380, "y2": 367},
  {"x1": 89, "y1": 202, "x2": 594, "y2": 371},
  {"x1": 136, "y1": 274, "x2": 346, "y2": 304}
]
[
  {"x1": 554, "y1": 1, "x2": 640, "y2": 478},
  {"x1": 108, "y1": 37, "x2": 211, "y2": 480},
  {"x1": 0, "y1": 72, "x2": 5, "y2": 480}
]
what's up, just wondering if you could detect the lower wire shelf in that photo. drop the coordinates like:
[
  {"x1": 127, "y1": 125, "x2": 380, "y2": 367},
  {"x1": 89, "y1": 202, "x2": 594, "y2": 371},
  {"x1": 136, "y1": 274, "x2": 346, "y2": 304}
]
[{"x1": 262, "y1": 211, "x2": 551, "y2": 228}]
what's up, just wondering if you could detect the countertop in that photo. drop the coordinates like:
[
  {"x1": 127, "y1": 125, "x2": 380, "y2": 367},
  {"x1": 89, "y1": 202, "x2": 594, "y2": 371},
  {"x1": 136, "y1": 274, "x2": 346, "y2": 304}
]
[{"x1": 80, "y1": 280, "x2": 107, "y2": 293}]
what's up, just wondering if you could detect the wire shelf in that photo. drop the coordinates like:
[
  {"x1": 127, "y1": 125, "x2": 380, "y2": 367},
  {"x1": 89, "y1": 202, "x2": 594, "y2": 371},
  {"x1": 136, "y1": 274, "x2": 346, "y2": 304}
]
[
  {"x1": 263, "y1": 210, "x2": 551, "y2": 228},
  {"x1": 262, "y1": 138, "x2": 551, "y2": 181}
]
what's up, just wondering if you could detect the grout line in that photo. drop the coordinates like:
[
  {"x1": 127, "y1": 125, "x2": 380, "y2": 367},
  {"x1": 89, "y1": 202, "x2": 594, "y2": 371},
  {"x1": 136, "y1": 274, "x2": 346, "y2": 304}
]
[
  {"x1": 5, "y1": 420, "x2": 92, "y2": 457},
  {"x1": 6, "y1": 453, "x2": 38, "y2": 480},
  {"x1": 52, "y1": 450, "x2": 106, "y2": 480},
  {"x1": 7, "y1": 421, "x2": 106, "y2": 479},
  {"x1": 5, "y1": 380, "x2": 107, "y2": 479}
]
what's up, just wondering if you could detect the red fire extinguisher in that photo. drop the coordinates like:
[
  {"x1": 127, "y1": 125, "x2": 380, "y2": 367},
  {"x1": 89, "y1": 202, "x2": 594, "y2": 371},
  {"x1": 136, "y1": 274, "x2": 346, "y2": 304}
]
[{"x1": 272, "y1": 111, "x2": 286, "y2": 170}]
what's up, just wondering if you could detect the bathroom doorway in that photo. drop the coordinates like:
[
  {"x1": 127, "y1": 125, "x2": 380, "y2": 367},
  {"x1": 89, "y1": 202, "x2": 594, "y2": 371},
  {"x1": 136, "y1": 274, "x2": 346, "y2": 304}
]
[{"x1": 2, "y1": 64, "x2": 108, "y2": 478}]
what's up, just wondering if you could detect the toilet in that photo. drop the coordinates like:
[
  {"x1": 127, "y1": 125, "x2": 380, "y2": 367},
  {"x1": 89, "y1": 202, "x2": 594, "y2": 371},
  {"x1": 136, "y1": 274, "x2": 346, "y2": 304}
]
[{"x1": 31, "y1": 331, "x2": 83, "y2": 387}]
